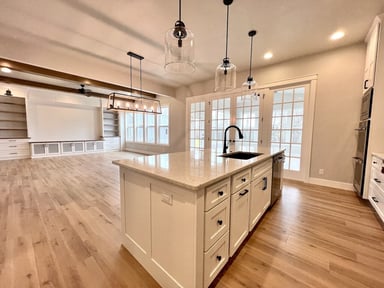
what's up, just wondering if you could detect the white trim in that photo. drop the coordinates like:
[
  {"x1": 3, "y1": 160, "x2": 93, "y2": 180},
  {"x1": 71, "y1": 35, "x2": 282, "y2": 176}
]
[
  {"x1": 257, "y1": 74, "x2": 318, "y2": 89},
  {"x1": 307, "y1": 177, "x2": 354, "y2": 191}
]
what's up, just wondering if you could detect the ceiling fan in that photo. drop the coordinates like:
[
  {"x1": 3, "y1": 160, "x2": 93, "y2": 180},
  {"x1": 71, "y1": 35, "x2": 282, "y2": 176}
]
[{"x1": 78, "y1": 84, "x2": 92, "y2": 96}]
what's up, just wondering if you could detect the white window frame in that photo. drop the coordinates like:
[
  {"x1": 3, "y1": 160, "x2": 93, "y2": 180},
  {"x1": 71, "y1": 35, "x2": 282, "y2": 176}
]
[
  {"x1": 125, "y1": 104, "x2": 170, "y2": 145},
  {"x1": 186, "y1": 75, "x2": 317, "y2": 182}
]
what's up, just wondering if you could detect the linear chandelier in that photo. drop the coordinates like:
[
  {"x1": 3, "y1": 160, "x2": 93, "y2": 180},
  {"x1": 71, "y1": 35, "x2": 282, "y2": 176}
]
[{"x1": 107, "y1": 51, "x2": 161, "y2": 114}]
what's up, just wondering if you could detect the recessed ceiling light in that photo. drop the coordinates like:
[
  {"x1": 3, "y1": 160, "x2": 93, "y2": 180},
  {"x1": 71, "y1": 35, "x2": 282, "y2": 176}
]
[
  {"x1": 1, "y1": 67, "x2": 12, "y2": 73},
  {"x1": 330, "y1": 31, "x2": 345, "y2": 41},
  {"x1": 264, "y1": 52, "x2": 273, "y2": 60}
]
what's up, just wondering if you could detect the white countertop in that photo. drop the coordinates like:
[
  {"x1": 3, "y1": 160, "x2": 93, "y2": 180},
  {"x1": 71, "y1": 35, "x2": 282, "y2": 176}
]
[
  {"x1": 372, "y1": 152, "x2": 384, "y2": 160},
  {"x1": 113, "y1": 149, "x2": 283, "y2": 190}
]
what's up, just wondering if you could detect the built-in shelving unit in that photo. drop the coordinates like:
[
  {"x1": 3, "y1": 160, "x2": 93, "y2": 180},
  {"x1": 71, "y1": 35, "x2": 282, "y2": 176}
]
[
  {"x1": 0, "y1": 95, "x2": 28, "y2": 139},
  {"x1": 103, "y1": 110, "x2": 119, "y2": 137}
]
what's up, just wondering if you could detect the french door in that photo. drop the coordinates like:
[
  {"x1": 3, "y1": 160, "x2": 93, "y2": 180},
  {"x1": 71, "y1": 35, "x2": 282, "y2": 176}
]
[{"x1": 186, "y1": 77, "x2": 316, "y2": 181}]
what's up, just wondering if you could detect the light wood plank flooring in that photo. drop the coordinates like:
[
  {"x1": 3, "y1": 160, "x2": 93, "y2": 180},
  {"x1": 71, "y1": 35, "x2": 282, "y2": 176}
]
[{"x1": 0, "y1": 152, "x2": 383, "y2": 288}]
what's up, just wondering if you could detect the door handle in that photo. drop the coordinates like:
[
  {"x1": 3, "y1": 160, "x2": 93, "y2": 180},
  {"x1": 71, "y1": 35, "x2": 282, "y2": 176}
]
[
  {"x1": 262, "y1": 177, "x2": 268, "y2": 191},
  {"x1": 364, "y1": 79, "x2": 369, "y2": 89}
]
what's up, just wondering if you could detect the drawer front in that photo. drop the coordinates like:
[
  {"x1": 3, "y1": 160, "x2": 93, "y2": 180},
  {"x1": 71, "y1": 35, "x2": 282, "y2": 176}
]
[
  {"x1": 369, "y1": 182, "x2": 384, "y2": 223},
  {"x1": 371, "y1": 167, "x2": 384, "y2": 192},
  {"x1": 372, "y1": 156, "x2": 383, "y2": 171},
  {"x1": 0, "y1": 139, "x2": 29, "y2": 144},
  {"x1": 205, "y1": 178, "x2": 230, "y2": 211},
  {"x1": 204, "y1": 199, "x2": 230, "y2": 251},
  {"x1": 0, "y1": 143, "x2": 29, "y2": 151},
  {"x1": 232, "y1": 169, "x2": 251, "y2": 193},
  {"x1": 204, "y1": 232, "x2": 229, "y2": 288},
  {"x1": 252, "y1": 158, "x2": 272, "y2": 180}
]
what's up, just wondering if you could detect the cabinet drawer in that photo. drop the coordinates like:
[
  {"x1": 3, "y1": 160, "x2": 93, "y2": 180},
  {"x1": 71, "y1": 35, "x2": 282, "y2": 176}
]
[
  {"x1": 205, "y1": 178, "x2": 230, "y2": 211},
  {"x1": 204, "y1": 198, "x2": 230, "y2": 251},
  {"x1": 372, "y1": 156, "x2": 383, "y2": 171},
  {"x1": 0, "y1": 143, "x2": 29, "y2": 150},
  {"x1": 369, "y1": 182, "x2": 384, "y2": 223},
  {"x1": 371, "y1": 167, "x2": 384, "y2": 192},
  {"x1": 204, "y1": 232, "x2": 229, "y2": 288},
  {"x1": 232, "y1": 169, "x2": 251, "y2": 193},
  {"x1": 252, "y1": 158, "x2": 272, "y2": 180}
]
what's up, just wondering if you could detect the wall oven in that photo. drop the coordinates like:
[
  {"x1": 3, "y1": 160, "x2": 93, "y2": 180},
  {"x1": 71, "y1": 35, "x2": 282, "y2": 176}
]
[
  {"x1": 353, "y1": 119, "x2": 370, "y2": 196},
  {"x1": 353, "y1": 87, "x2": 373, "y2": 197}
]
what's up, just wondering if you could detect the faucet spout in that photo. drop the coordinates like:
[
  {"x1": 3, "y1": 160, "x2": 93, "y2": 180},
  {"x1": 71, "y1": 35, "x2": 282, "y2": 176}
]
[{"x1": 223, "y1": 125, "x2": 244, "y2": 154}]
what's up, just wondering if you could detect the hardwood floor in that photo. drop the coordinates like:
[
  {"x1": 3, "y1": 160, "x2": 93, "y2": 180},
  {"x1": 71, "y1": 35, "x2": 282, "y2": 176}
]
[{"x1": 0, "y1": 153, "x2": 383, "y2": 288}]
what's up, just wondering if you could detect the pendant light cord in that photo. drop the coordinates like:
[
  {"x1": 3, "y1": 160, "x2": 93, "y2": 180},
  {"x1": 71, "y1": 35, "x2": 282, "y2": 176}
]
[
  {"x1": 130, "y1": 56, "x2": 133, "y2": 94},
  {"x1": 179, "y1": 0, "x2": 182, "y2": 21},
  {"x1": 225, "y1": 4, "x2": 229, "y2": 59},
  {"x1": 140, "y1": 59, "x2": 142, "y2": 97},
  {"x1": 249, "y1": 36, "x2": 253, "y2": 77}
]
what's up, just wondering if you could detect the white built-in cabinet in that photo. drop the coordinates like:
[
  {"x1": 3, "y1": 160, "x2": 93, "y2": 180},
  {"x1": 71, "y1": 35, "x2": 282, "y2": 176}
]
[
  {"x1": 363, "y1": 18, "x2": 380, "y2": 92},
  {"x1": 0, "y1": 139, "x2": 30, "y2": 160},
  {"x1": 31, "y1": 140, "x2": 104, "y2": 158},
  {"x1": 363, "y1": 14, "x2": 384, "y2": 199},
  {"x1": 368, "y1": 154, "x2": 384, "y2": 224},
  {"x1": 119, "y1": 158, "x2": 272, "y2": 288}
]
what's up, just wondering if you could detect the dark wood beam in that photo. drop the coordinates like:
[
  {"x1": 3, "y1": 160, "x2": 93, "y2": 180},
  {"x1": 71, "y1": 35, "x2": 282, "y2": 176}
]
[
  {"x1": 0, "y1": 58, "x2": 157, "y2": 98},
  {"x1": 0, "y1": 76, "x2": 108, "y2": 98}
]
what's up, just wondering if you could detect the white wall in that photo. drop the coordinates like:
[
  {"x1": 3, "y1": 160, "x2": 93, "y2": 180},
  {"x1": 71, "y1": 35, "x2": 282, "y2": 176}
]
[
  {"x1": 176, "y1": 43, "x2": 366, "y2": 185},
  {"x1": 0, "y1": 82, "x2": 103, "y2": 142}
]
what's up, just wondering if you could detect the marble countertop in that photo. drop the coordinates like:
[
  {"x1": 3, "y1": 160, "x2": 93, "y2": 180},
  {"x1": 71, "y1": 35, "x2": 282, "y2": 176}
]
[
  {"x1": 372, "y1": 152, "x2": 384, "y2": 160},
  {"x1": 113, "y1": 149, "x2": 283, "y2": 190}
]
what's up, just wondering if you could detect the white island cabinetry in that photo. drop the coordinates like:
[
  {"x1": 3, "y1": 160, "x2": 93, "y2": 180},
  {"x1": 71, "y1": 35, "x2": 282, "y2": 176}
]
[{"x1": 114, "y1": 150, "x2": 278, "y2": 288}]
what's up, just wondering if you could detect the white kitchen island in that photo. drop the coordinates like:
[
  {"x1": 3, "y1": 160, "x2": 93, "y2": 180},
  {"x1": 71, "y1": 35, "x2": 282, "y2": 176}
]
[{"x1": 113, "y1": 149, "x2": 282, "y2": 288}]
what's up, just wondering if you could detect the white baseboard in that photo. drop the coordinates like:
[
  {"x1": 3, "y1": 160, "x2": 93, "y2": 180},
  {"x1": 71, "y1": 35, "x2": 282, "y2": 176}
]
[{"x1": 307, "y1": 177, "x2": 354, "y2": 191}]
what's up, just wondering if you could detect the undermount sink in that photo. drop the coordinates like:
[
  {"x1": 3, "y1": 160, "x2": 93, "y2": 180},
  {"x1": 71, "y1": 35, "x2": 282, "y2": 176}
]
[{"x1": 219, "y1": 151, "x2": 263, "y2": 160}]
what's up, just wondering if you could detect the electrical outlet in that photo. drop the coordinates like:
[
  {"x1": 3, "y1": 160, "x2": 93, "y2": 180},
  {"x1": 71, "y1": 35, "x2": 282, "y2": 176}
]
[{"x1": 319, "y1": 169, "x2": 324, "y2": 175}]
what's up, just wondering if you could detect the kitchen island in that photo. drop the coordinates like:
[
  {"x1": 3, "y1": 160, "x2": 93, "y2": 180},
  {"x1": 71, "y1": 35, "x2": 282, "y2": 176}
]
[{"x1": 113, "y1": 149, "x2": 283, "y2": 288}]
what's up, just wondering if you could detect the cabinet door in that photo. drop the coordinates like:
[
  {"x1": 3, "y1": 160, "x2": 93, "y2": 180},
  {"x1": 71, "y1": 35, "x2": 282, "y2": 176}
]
[
  {"x1": 229, "y1": 185, "x2": 250, "y2": 257},
  {"x1": 249, "y1": 171, "x2": 272, "y2": 231},
  {"x1": 364, "y1": 21, "x2": 380, "y2": 91},
  {"x1": 32, "y1": 143, "x2": 46, "y2": 156}
]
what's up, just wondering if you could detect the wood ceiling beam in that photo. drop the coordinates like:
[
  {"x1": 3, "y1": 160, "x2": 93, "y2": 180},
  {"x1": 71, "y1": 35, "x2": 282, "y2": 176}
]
[{"x1": 0, "y1": 58, "x2": 157, "y2": 98}]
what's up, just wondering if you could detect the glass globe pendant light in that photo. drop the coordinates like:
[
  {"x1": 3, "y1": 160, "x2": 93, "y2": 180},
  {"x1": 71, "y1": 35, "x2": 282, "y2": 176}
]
[
  {"x1": 165, "y1": 0, "x2": 195, "y2": 73},
  {"x1": 215, "y1": 0, "x2": 236, "y2": 92},
  {"x1": 243, "y1": 30, "x2": 257, "y2": 90}
]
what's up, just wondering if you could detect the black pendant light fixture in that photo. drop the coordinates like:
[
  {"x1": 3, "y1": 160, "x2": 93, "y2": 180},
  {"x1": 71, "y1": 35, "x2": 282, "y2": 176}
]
[
  {"x1": 165, "y1": 0, "x2": 195, "y2": 73},
  {"x1": 243, "y1": 30, "x2": 257, "y2": 90},
  {"x1": 108, "y1": 52, "x2": 161, "y2": 114},
  {"x1": 215, "y1": 0, "x2": 236, "y2": 92}
]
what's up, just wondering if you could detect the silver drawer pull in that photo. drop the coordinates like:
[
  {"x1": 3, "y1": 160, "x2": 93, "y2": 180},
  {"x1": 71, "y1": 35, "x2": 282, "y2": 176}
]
[
  {"x1": 374, "y1": 178, "x2": 382, "y2": 184},
  {"x1": 8, "y1": 145, "x2": 17, "y2": 148},
  {"x1": 10, "y1": 152, "x2": 18, "y2": 155},
  {"x1": 372, "y1": 196, "x2": 379, "y2": 203}
]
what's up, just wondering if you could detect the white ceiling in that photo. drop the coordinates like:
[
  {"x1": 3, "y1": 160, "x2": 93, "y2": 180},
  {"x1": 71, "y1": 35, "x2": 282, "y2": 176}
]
[{"x1": 1, "y1": 0, "x2": 384, "y2": 89}]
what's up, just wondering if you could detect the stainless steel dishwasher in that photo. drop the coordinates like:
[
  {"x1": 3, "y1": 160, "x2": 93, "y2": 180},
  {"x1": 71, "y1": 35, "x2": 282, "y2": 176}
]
[{"x1": 271, "y1": 152, "x2": 284, "y2": 207}]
